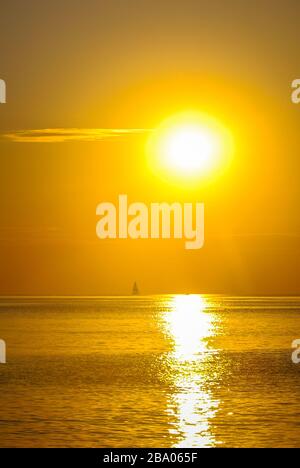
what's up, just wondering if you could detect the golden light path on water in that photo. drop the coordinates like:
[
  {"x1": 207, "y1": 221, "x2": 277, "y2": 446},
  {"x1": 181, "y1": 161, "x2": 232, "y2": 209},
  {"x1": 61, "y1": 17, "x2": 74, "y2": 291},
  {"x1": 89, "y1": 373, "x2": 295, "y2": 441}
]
[{"x1": 161, "y1": 295, "x2": 219, "y2": 448}]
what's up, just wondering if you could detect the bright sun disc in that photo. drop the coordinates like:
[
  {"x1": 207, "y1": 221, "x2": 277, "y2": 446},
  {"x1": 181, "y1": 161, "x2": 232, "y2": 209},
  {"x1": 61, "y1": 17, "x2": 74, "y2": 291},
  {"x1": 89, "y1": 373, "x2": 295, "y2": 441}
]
[
  {"x1": 147, "y1": 112, "x2": 233, "y2": 185},
  {"x1": 164, "y1": 125, "x2": 216, "y2": 172}
]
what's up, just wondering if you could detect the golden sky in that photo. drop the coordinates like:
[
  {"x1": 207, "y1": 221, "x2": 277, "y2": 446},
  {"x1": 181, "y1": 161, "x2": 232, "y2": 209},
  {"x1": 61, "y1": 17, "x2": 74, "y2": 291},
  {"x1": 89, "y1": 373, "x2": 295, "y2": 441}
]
[{"x1": 0, "y1": 0, "x2": 300, "y2": 295}]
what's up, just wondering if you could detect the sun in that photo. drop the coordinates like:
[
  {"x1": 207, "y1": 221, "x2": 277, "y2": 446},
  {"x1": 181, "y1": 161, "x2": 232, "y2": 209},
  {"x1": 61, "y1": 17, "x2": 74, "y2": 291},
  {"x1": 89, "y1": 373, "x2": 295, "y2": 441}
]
[
  {"x1": 147, "y1": 111, "x2": 233, "y2": 185},
  {"x1": 164, "y1": 125, "x2": 216, "y2": 173}
]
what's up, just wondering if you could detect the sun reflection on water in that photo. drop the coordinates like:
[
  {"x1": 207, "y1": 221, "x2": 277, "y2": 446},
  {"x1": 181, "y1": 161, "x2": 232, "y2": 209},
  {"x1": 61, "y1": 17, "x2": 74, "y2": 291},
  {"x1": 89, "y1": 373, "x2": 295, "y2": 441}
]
[
  {"x1": 161, "y1": 295, "x2": 219, "y2": 447},
  {"x1": 164, "y1": 295, "x2": 211, "y2": 362}
]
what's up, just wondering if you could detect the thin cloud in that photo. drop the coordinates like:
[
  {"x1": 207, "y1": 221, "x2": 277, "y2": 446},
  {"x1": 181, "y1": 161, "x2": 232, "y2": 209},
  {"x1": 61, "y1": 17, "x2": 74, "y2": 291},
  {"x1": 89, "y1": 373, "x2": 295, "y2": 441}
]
[{"x1": 1, "y1": 128, "x2": 152, "y2": 143}]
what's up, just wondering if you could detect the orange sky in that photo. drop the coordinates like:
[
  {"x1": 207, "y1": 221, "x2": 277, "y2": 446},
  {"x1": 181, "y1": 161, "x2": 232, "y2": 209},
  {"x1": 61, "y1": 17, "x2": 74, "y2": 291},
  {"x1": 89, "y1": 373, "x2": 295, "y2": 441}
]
[{"x1": 0, "y1": 0, "x2": 300, "y2": 295}]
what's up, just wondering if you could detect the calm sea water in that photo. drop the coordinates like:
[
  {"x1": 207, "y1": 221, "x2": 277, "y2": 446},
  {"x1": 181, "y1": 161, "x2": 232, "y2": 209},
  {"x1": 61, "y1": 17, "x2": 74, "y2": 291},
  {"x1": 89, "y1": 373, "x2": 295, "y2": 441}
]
[{"x1": 0, "y1": 295, "x2": 300, "y2": 448}]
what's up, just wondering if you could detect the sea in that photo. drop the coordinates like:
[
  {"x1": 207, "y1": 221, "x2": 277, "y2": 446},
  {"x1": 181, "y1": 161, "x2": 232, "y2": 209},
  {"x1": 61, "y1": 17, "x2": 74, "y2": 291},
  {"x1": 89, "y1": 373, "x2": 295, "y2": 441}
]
[{"x1": 0, "y1": 295, "x2": 300, "y2": 448}]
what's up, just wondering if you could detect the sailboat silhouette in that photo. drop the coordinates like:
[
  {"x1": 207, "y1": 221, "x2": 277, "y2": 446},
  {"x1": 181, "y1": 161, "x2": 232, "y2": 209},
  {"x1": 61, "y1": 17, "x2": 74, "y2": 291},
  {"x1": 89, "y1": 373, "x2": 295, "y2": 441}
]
[{"x1": 132, "y1": 282, "x2": 139, "y2": 295}]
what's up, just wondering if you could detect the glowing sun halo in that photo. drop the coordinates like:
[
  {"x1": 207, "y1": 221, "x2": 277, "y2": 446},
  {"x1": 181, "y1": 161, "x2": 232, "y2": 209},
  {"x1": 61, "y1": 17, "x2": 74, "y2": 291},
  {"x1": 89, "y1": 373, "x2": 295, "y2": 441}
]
[{"x1": 148, "y1": 112, "x2": 233, "y2": 184}]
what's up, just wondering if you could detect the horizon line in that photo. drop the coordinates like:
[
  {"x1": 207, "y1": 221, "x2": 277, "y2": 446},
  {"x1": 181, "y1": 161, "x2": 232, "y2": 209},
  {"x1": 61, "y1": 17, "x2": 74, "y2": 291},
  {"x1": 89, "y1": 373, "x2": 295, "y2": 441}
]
[{"x1": 1, "y1": 294, "x2": 300, "y2": 299}]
